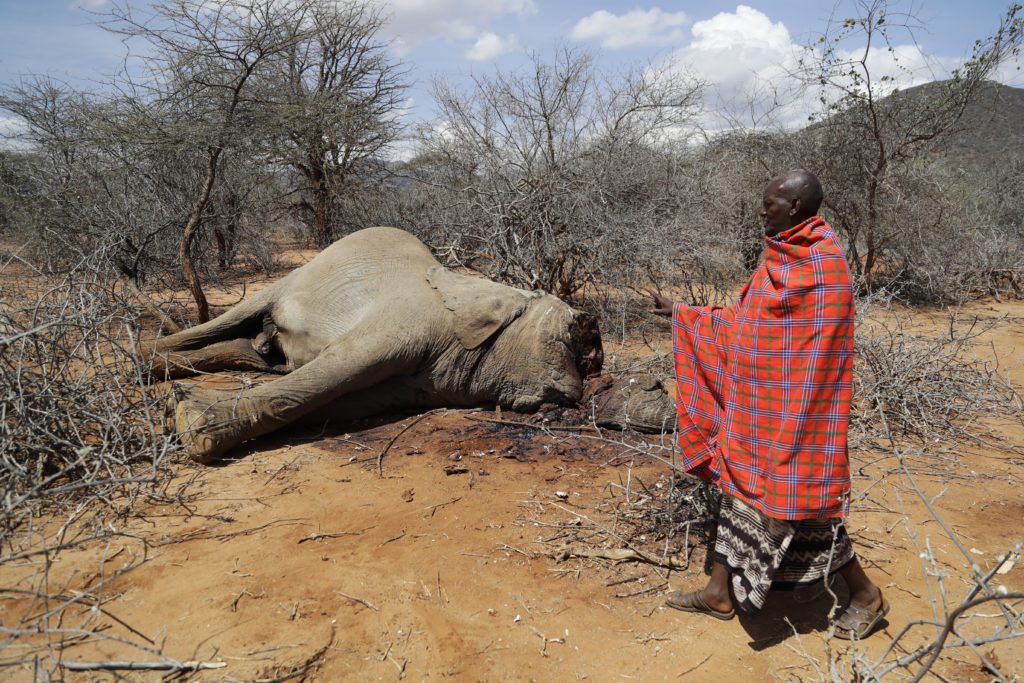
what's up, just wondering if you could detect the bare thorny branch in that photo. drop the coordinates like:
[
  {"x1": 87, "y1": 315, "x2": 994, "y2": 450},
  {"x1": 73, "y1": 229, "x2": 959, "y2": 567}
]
[{"x1": 0, "y1": 254, "x2": 190, "y2": 677}]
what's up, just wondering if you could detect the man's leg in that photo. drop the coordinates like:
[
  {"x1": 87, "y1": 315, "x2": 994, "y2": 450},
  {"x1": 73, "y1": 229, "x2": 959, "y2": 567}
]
[
  {"x1": 700, "y1": 560, "x2": 734, "y2": 613},
  {"x1": 837, "y1": 557, "x2": 883, "y2": 610},
  {"x1": 832, "y1": 556, "x2": 888, "y2": 639},
  {"x1": 665, "y1": 560, "x2": 735, "y2": 618}
]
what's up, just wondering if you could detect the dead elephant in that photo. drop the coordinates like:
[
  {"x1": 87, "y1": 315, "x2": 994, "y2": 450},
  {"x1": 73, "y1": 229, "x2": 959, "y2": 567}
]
[{"x1": 149, "y1": 227, "x2": 674, "y2": 462}]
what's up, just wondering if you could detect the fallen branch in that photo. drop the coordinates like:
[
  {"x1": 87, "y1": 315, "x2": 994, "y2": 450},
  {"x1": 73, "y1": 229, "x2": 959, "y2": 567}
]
[
  {"x1": 251, "y1": 626, "x2": 336, "y2": 683},
  {"x1": 425, "y1": 497, "x2": 462, "y2": 517},
  {"x1": 465, "y1": 414, "x2": 589, "y2": 432},
  {"x1": 336, "y1": 591, "x2": 377, "y2": 611},
  {"x1": 59, "y1": 659, "x2": 225, "y2": 672},
  {"x1": 552, "y1": 546, "x2": 686, "y2": 570},
  {"x1": 118, "y1": 274, "x2": 182, "y2": 334},
  {"x1": 377, "y1": 409, "x2": 446, "y2": 477},
  {"x1": 298, "y1": 526, "x2": 373, "y2": 544}
]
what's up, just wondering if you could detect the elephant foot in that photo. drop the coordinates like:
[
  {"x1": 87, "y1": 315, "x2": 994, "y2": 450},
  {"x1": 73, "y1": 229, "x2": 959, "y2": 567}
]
[
  {"x1": 174, "y1": 400, "x2": 223, "y2": 464},
  {"x1": 167, "y1": 384, "x2": 238, "y2": 463}
]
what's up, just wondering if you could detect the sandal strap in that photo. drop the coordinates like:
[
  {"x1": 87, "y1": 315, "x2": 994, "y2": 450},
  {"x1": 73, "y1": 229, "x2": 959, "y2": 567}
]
[
  {"x1": 834, "y1": 598, "x2": 888, "y2": 638},
  {"x1": 835, "y1": 602, "x2": 875, "y2": 627}
]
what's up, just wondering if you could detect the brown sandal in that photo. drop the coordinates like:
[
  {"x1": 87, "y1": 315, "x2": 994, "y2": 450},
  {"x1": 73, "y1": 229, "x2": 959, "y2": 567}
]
[
  {"x1": 833, "y1": 597, "x2": 890, "y2": 639},
  {"x1": 665, "y1": 590, "x2": 735, "y2": 621}
]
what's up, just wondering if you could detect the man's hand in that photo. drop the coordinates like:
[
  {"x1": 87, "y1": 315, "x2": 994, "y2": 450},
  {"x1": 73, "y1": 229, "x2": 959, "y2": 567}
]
[{"x1": 646, "y1": 289, "x2": 675, "y2": 317}]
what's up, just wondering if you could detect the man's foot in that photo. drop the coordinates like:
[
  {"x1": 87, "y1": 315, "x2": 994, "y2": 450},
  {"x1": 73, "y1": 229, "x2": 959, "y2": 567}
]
[
  {"x1": 665, "y1": 590, "x2": 735, "y2": 621},
  {"x1": 833, "y1": 595, "x2": 890, "y2": 640}
]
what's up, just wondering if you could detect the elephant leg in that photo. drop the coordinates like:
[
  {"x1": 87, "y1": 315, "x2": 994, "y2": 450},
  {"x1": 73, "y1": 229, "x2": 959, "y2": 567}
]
[
  {"x1": 152, "y1": 281, "x2": 282, "y2": 353},
  {"x1": 170, "y1": 331, "x2": 420, "y2": 462},
  {"x1": 150, "y1": 338, "x2": 287, "y2": 379},
  {"x1": 294, "y1": 376, "x2": 422, "y2": 428}
]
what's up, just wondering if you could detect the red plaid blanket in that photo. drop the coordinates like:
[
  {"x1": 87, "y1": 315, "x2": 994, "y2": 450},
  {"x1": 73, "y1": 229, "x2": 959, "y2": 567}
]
[{"x1": 672, "y1": 216, "x2": 854, "y2": 520}]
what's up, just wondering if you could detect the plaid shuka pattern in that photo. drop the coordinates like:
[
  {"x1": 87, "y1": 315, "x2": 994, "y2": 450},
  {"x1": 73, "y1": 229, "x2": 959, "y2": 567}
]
[{"x1": 672, "y1": 216, "x2": 854, "y2": 520}]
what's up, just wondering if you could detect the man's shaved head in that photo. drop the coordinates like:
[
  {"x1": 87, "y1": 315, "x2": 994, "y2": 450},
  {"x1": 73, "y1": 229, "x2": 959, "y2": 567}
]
[
  {"x1": 775, "y1": 169, "x2": 823, "y2": 220},
  {"x1": 760, "y1": 169, "x2": 824, "y2": 236}
]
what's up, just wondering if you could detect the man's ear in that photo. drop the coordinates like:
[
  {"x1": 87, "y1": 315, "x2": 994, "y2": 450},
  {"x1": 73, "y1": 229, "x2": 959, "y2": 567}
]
[{"x1": 790, "y1": 196, "x2": 802, "y2": 217}]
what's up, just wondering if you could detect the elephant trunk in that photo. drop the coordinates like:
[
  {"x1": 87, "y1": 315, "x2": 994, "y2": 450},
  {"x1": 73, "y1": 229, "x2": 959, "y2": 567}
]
[{"x1": 580, "y1": 373, "x2": 676, "y2": 433}]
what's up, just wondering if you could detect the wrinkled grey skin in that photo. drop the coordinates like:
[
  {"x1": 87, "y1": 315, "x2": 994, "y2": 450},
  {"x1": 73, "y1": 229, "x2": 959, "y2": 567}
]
[{"x1": 149, "y1": 227, "x2": 675, "y2": 462}]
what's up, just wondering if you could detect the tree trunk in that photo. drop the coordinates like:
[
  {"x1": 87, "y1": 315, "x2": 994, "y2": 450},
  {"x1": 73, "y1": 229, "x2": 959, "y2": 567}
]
[
  {"x1": 180, "y1": 148, "x2": 221, "y2": 323},
  {"x1": 310, "y1": 165, "x2": 332, "y2": 248},
  {"x1": 214, "y1": 229, "x2": 228, "y2": 270},
  {"x1": 738, "y1": 199, "x2": 761, "y2": 274}
]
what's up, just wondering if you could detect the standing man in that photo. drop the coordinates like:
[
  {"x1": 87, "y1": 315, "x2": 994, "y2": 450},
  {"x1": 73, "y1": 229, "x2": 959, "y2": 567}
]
[{"x1": 649, "y1": 170, "x2": 888, "y2": 639}]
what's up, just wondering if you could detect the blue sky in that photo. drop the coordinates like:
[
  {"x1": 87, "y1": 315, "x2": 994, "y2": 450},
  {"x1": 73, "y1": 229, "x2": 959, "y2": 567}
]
[{"x1": 1, "y1": 0, "x2": 1022, "y2": 140}]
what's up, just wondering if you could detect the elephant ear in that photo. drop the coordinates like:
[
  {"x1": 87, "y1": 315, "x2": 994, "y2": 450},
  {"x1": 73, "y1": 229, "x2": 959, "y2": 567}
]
[{"x1": 427, "y1": 266, "x2": 536, "y2": 349}]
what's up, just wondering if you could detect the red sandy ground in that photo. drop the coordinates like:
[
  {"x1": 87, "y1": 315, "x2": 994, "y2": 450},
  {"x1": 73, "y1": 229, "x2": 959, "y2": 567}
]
[{"x1": 1, "y1": 261, "x2": 1022, "y2": 681}]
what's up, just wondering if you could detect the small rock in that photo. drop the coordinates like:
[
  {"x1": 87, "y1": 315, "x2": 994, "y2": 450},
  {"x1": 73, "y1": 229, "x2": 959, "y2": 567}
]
[
  {"x1": 401, "y1": 488, "x2": 415, "y2": 503},
  {"x1": 555, "y1": 491, "x2": 569, "y2": 499}
]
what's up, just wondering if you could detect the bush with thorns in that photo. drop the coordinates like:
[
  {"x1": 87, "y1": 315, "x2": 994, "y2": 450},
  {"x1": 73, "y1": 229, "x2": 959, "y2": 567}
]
[{"x1": 0, "y1": 253, "x2": 176, "y2": 549}]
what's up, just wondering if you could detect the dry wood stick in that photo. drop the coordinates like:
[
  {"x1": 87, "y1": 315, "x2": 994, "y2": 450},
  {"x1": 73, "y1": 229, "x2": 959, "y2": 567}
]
[
  {"x1": 297, "y1": 526, "x2": 374, "y2": 544},
  {"x1": 605, "y1": 575, "x2": 645, "y2": 587},
  {"x1": 615, "y1": 582, "x2": 668, "y2": 599},
  {"x1": 464, "y1": 414, "x2": 589, "y2": 432},
  {"x1": 554, "y1": 546, "x2": 687, "y2": 570},
  {"x1": 336, "y1": 591, "x2": 377, "y2": 611},
  {"x1": 377, "y1": 409, "x2": 445, "y2": 477},
  {"x1": 58, "y1": 659, "x2": 225, "y2": 672},
  {"x1": 425, "y1": 497, "x2": 462, "y2": 517}
]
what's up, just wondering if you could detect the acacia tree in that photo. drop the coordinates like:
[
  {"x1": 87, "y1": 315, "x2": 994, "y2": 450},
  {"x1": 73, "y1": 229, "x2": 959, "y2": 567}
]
[
  {"x1": 105, "y1": 0, "x2": 313, "y2": 322},
  {"x1": 265, "y1": 0, "x2": 407, "y2": 247},
  {"x1": 798, "y1": 0, "x2": 1024, "y2": 292},
  {"x1": 419, "y1": 48, "x2": 704, "y2": 302}
]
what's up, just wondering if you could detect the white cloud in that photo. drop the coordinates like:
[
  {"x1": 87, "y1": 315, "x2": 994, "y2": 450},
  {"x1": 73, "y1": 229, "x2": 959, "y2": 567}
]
[
  {"x1": 0, "y1": 116, "x2": 31, "y2": 151},
  {"x1": 994, "y1": 52, "x2": 1024, "y2": 86},
  {"x1": 665, "y1": 6, "x2": 808, "y2": 129},
  {"x1": 661, "y1": 5, "x2": 965, "y2": 131},
  {"x1": 71, "y1": 0, "x2": 110, "y2": 8},
  {"x1": 570, "y1": 8, "x2": 688, "y2": 49},
  {"x1": 466, "y1": 32, "x2": 519, "y2": 61},
  {"x1": 378, "y1": 0, "x2": 536, "y2": 55},
  {"x1": 690, "y1": 5, "x2": 788, "y2": 52}
]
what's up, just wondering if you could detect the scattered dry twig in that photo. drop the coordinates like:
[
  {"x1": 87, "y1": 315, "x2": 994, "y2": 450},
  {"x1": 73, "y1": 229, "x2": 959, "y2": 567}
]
[
  {"x1": 58, "y1": 659, "x2": 225, "y2": 672},
  {"x1": 336, "y1": 591, "x2": 377, "y2": 611},
  {"x1": 376, "y1": 409, "x2": 446, "y2": 477}
]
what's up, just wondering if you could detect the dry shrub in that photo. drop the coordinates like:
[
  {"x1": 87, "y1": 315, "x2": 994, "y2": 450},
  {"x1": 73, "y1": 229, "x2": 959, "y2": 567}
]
[
  {"x1": 0, "y1": 251, "x2": 176, "y2": 548},
  {"x1": 850, "y1": 293, "x2": 1023, "y2": 448},
  {"x1": 0, "y1": 250, "x2": 184, "y2": 675}
]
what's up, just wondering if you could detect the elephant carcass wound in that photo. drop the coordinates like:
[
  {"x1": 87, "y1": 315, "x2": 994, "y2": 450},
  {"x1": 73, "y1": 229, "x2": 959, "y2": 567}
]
[{"x1": 147, "y1": 227, "x2": 674, "y2": 462}]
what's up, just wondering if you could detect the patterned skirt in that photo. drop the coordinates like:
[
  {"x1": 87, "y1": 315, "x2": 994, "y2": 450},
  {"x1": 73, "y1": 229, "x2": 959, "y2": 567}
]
[{"x1": 711, "y1": 494, "x2": 855, "y2": 613}]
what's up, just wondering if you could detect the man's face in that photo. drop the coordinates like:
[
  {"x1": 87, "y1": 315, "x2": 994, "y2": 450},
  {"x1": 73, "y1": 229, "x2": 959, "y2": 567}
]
[{"x1": 759, "y1": 179, "x2": 797, "y2": 237}]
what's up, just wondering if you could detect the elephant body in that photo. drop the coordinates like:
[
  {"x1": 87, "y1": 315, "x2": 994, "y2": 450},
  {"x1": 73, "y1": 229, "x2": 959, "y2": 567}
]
[{"x1": 152, "y1": 227, "x2": 672, "y2": 462}]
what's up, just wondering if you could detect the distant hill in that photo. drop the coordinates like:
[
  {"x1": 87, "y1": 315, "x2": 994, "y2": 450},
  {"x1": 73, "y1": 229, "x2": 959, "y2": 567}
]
[{"x1": 896, "y1": 79, "x2": 1024, "y2": 172}]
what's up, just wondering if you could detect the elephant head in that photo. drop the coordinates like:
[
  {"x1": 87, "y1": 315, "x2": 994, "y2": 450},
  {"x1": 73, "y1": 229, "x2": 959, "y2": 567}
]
[
  {"x1": 428, "y1": 267, "x2": 603, "y2": 411},
  {"x1": 472, "y1": 294, "x2": 605, "y2": 412}
]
